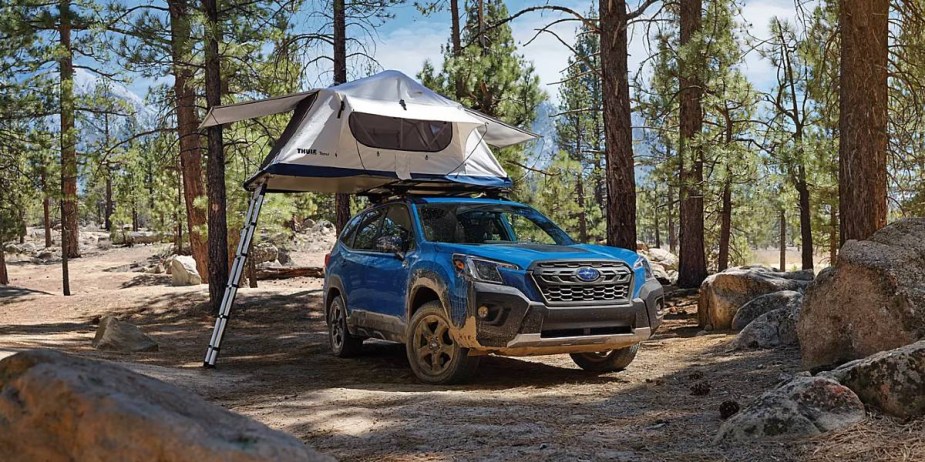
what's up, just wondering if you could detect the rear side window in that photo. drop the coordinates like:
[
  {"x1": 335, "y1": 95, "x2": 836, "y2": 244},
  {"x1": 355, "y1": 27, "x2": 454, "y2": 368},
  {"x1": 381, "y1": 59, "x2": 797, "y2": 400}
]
[
  {"x1": 348, "y1": 112, "x2": 452, "y2": 152},
  {"x1": 380, "y1": 205, "x2": 415, "y2": 251},
  {"x1": 350, "y1": 208, "x2": 386, "y2": 250}
]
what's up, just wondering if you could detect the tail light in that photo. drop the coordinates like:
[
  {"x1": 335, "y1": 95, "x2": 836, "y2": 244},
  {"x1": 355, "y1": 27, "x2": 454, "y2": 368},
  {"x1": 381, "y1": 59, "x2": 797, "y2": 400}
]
[{"x1": 324, "y1": 253, "x2": 331, "y2": 268}]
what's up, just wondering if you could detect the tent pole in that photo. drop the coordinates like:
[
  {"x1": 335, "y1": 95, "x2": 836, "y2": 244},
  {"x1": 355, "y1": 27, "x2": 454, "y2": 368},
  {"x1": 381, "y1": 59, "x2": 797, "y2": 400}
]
[{"x1": 203, "y1": 183, "x2": 268, "y2": 367}]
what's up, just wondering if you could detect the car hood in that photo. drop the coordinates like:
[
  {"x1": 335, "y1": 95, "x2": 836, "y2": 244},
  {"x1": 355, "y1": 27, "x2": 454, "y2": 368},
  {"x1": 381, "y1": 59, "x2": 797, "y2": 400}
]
[{"x1": 430, "y1": 242, "x2": 640, "y2": 269}]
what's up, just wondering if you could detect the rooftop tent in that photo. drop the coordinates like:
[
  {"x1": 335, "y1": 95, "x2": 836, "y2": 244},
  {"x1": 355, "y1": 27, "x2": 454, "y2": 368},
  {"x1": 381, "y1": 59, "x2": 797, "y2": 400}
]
[{"x1": 200, "y1": 70, "x2": 538, "y2": 194}]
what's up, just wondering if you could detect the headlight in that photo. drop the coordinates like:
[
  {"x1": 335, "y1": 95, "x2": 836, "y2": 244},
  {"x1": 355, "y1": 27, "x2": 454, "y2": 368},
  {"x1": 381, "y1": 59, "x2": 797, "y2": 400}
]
[
  {"x1": 452, "y1": 254, "x2": 518, "y2": 284},
  {"x1": 634, "y1": 256, "x2": 654, "y2": 280}
]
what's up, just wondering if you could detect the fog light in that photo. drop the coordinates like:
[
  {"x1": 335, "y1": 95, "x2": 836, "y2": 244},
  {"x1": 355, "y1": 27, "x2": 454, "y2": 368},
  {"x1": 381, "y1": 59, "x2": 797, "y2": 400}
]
[{"x1": 477, "y1": 305, "x2": 489, "y2": 319}]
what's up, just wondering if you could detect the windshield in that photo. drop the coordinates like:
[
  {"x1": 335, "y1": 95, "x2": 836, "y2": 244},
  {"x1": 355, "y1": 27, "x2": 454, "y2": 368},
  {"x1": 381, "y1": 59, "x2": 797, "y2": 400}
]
[{"x1": 417, "y1": 203, "x2": 575, "y2": 245}]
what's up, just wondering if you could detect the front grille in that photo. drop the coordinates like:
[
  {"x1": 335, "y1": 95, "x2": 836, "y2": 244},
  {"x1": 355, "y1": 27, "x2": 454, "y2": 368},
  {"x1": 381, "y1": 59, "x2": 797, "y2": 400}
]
[{"x1": 531, "y1": 261, "x2": 632, "y2": 305}]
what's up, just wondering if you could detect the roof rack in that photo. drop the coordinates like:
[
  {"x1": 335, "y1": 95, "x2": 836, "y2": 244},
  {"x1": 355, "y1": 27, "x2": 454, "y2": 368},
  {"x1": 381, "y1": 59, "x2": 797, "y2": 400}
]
[{"x1": 360, "y1": 179, "x2": 510, "y2": 204}]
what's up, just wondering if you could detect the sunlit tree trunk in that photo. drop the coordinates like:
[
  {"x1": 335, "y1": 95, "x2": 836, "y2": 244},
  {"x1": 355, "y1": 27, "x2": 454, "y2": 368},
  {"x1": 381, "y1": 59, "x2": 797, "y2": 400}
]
[
  {"x1": 599, "y1": 0, "x2": 637, "y2": 250},
  {"x1": 59, "y1": 0, "x2": 80, "y2": 259},
  {"x1": 838, "y1": 0, "x2": 888, "y2": 243},
  {"x1": 779, "y1": 209, "x2": 787, "y2": 271},
  {"x1": 678, "y1": 0, "x2": 706, "y2": 287},
  {"x1": 203, "y1": 0, "x2": 228, "y2": 314}
]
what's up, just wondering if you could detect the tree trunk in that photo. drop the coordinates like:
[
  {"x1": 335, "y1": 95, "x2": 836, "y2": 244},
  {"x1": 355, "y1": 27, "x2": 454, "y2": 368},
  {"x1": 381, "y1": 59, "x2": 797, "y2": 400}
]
[
  {"x1": 779, "y1": 209, "x2": 787, "y2": 271},
  {"x1": 333, "y1": 0, "x2": 351, "y2": 235},
  {"x1": 829, "y1": 205, "x2": 838, "y2": 265},
  {"x1": 61, "y1": 211, "x2": 70, "y2": 296},
  {"x1": 677, "y1": 0, "x2": 706, "y2": 288},
  {"x1": 203, "y1": 0, "x2": 228, "y2": 314},
  {"x1": 169, "y1": 0, "x2": 209, "y2": 277},
  {"x1": 654, "y1": 191, "x2": 662, "y2": 250},
  {"x1": 58, "y1": 0, "x2": 80, "y2": 259},
  {"x1": 104, "y1": 165, "x2": 113, "y2": 231},
  {"x1": 667, "y1": 183, "x2": 676, "y2": 253},
  {"x1": 718, "y1": 179, "x2": 731, "y2": 271},
  {"x1": 838, "y1": 0, "x2": 888, "y2": 244},
  {"x1": 576, "y1": 171, "x2": 589, "y2": 243},
  {"x1": 599, "y1": 0, "x2": 637, "y2": 250},
  {"x1": 450, "y1": 0, "x2": 464, "y2": 100},
  {"x1": 41, "y1": 167, "x2": 52, "y2": 248},
  {"x1": 0, "y1": 246, "x2": 8, "y2": 285},
  {"x1": 796, "y1": 168, "x2": 814, "y2": 270}
]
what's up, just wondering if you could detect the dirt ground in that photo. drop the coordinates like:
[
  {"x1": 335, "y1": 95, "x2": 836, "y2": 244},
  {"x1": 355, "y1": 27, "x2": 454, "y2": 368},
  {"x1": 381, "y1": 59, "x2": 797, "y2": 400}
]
[{"x1": 1, "y1": 244, "x2": 922, "y2": 461}]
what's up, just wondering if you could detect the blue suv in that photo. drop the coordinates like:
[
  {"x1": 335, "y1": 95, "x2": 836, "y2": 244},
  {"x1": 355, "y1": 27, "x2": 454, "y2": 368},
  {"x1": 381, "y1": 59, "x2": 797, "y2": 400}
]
[{"x1": 324, "y1": 196, "x2": 664, "y2": 384}]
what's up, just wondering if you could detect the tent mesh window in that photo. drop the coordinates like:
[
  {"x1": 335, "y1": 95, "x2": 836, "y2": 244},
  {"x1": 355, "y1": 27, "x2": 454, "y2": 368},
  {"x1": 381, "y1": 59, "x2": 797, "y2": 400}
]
[{"x1": 349, "y1": 112, "x2": 452, "y2": 152}]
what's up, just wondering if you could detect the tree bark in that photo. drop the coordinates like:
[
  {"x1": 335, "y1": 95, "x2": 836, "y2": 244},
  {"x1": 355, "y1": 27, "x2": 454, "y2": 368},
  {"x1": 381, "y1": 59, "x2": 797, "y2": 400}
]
[
  {"x1": 677, "y1": 0, "x2": 706, "y2": 287},
  {"x1": 667, "y1": 182, "x2": 676, "y2": 253},
  {"x1": 58, "y1": 0, "x2": 80, "y2": 259},
  {"x1": 718, "y1": 179, "x2": 731, "y2": 271},
  {"x1": 0, "y1": 246, "x2": 8, "y2": 285},
  {"x1": 838, "y1": 0, "x2": 889, "y2": 244},
  {"x1": 41, "y1": 166, "x2": 52, "y2": 248},
  {"x1": 779, "y1": 209, "x2": 787, "y2": 271},
  {"x1": 599, "y1": 0, "x2": 637, "y2": 250},
  {"x1": 333, "y1": 0, "x2": 351, "y2": 235},
  {"x1": 169, "y1": 0, "x2": 209, "y2": 277},
  {"x1": 450, "y1": 0, "x2": 464, "y2": 100},
  {"x1": 203, "y1": 0, "x2": 228, "y2": 314},
  {"x1": 796, "y1": 167, "x2": 814, "y2": 270},
  {"x1": 104, "y1": 165, "x2": 113, "y2": 231},
  {"x1": 829, "y1": 205, "x2": 838, "y2": 265}
]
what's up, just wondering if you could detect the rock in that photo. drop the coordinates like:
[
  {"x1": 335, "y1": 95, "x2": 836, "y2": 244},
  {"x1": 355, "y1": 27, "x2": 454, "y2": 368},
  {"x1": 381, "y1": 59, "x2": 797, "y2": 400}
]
[
  {"x1": 302, "y1": 218, "x2": 316, "y2": 229},
  {"x1": 11, "y1": 242, "x2": 37, "y2": 254},
  {"x1": 798, "y1": 219, "x2": 925, "y2": 369},
  {"x1": 251, "y1": 242, "x2": 279, "y2": 265},
  {"x1": 128, "y1": 231, "x2": 161, "y2": 245},
  {"x1": 644, "y1": 248, "x2": 678, "y2": 271},
  {"x1": 92, "y1": 316, "x2": 159, "y2": 352},
  {"x1": 35, "y1": 250, "x2": 54, "y2": 260},
  {"x1": 0, "y1": 349, "x2": 331, "y2": 461},
  {"x1": 97, "y1": 236, "x2": 112, "y2": 250},
  {"x1": 732, "y1": 304, "x2": 801, "y2": 350},
  {"x1": 650, "y1": 262, "x2": 671, "y2": 285},
  {"x1": 820, "y1": 340, "x2": 925, "y2": 419},
  {"x1": 731, "y1": 291, "x2": 803, "y2": 331},
  {"x1": 698, "y1": 266, "x2": 813, "y2": 330},
  {"x1": 169, "y1": 255, "x2": 202, "y2": 286},
  {"x1": 636, "y1": 241, "x2": 649, "y2": 252},
  {"x1": 278, "y1": 248, "x2": 292, "y2": 266},
  {"x1": 714, "y1": 376, "x2": 865, "y2": 442}
]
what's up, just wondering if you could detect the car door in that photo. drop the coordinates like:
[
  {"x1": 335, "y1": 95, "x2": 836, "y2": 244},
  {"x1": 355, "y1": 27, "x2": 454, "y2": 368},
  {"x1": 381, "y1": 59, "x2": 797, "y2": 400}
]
[{"x1": 340, "y1": 206, "x2": 386, "y2": 315}]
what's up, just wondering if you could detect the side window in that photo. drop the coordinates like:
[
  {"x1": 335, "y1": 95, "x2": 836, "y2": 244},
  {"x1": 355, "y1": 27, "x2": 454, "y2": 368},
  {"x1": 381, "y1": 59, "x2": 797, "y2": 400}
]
[
  {"x1": 339, "y1": 214, "x2": 363, "y2": 246},
  {"x1": 378, "y1": 205, "x2": 415, "y2": 252},
  {"x1": 352, "y1": 208, "x2": 386, "y2": 250}
]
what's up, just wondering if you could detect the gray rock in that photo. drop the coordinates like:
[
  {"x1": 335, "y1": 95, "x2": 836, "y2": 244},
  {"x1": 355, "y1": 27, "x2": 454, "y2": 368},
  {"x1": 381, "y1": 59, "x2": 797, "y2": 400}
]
[
  {"x1": 714, "y1": 376, "x2": 865, "y2": 442},
  {"x1": 277, "y1": 248, "x2": 292, "y2": 266},
  {"x1": 821, "y1": 340, "x2": 925, "y2": 419},
  {"x1": 251, "y1": 242, "x2": 279, "y2": 265},
  {"x1": 699, "y1": 266, "x2": 813, "y2": 330},
  {"x1": 798, "y1": 218, "x2": 925, "y2": 369},
  {"x1": 169, "y1": 255, "x2": 201, "y2": 286},
  {"x1": 643, "y1": 248, "x2": 678, "y2": 271},
  {"x1": 0, "y1": 349, "x2": 331, "y2": 461},
  {"x1": 732, "y1": 290, "x2": 804, "y2": 331},
  {"x1": 128, "y1": 231, "x2": 161, "y2": 245},
  {"x1": 97, "y1": 236, "x2": 112, "y2": 250},
  {"x1": 92, "y1": 316, "x2": 159, "y2": 352},
  {"x1": 732, "y1": 304, "x2": 801, "y2": 350}
]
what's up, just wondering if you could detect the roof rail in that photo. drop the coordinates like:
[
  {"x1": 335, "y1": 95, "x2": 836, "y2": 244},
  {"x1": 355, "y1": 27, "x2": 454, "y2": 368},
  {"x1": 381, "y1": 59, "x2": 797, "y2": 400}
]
[{"x1": 360, "y1": 180, "x2": 510, "y2": 204}]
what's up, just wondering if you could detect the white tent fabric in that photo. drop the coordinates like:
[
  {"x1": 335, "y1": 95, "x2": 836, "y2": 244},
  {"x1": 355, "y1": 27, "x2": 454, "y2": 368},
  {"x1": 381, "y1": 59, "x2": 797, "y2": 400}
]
[{"x1": 200, "y1": 71, "x2": 538, "y2": 193}]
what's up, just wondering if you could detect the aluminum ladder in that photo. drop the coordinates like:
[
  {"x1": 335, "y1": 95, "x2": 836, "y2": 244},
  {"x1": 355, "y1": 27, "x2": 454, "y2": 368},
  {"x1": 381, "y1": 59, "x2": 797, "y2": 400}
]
[{"x1": 203, "y1": 183, "x2": 267, "y2": 367}]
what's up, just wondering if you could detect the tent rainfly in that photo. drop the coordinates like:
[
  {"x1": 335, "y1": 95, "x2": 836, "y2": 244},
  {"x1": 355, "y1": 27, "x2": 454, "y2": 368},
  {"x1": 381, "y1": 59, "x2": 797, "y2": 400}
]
[
  {"x1": 199, "y1": 70, "x2": 538, "y2": 194},
  {"x1": 202, "y1": 70, "x2": 539, "y2": 367}
]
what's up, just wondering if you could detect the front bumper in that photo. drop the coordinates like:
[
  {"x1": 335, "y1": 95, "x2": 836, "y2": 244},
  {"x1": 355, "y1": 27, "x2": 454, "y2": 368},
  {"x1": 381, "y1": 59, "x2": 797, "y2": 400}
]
[{"x1": 457, "y1": 278, "x2": 664, "y2": 356}]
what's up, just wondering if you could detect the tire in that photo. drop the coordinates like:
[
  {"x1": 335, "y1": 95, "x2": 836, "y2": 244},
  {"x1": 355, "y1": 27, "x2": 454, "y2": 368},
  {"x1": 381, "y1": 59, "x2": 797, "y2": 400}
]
[
  {"x1": 570, "y1": 344, "x2": 640, "y2": 373},
  {"x1": 406, "y1": 301, "x2": 481, "y2": 384},
  {"x1": 328, "y1": 294, "x2": 363, "y2": 357}
]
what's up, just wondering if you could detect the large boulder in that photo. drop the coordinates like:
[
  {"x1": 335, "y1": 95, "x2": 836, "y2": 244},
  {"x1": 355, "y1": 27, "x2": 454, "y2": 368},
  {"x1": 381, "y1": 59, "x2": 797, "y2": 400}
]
[
  {"x1": 699, "y1": 266, "x2": 813, "y2": 330},
  {"x1": 798, "y1": 218, "x2": 925, "y2": 369},
  {"x1": 169, "y1": 255, "x2": 202, "y2": 286},
  {"x1": 0, "y1": 350, "x2": 330, "y2": 461},
  {"x1": 732, "y1": 303, "x2": 802, "y2": 350},
  {"x1": 251, "y1": 242, "x2": 279, "y2": 265},
  {"x1": 644, "y1": 248, "x2": 678, "y2": 271},
  {"x1": 714, "y1": 376, "x2": 865, "y2": 442},
  {"x1": 821, "y1": 340, "x2": 925, "y2": 419},
  {"x1": 92, "y1": 316, "x2": 159, "y2": 352},
  {"x1": 731, "y1": 291, "x2": 803, "y2": 331}
]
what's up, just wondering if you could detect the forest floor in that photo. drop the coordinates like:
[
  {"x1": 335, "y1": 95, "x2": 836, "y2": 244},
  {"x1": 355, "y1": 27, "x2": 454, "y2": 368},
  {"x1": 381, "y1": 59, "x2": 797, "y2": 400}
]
[{"x1": 1, "y1": 244, "x2": 922, "y2": 461}]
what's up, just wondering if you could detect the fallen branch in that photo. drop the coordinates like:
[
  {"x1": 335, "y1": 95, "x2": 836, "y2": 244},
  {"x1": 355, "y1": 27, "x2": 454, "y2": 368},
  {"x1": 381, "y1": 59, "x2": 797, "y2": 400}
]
[{"x1": 255, "y1": 266, "x2": 324, "y2": 280}]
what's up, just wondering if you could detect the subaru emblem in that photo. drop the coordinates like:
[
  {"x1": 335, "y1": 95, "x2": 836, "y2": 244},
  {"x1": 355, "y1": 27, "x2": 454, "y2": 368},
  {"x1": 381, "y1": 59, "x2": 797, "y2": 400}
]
[{"x1": 575, "y1": 267, "x2": 601, "y2": 282}]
